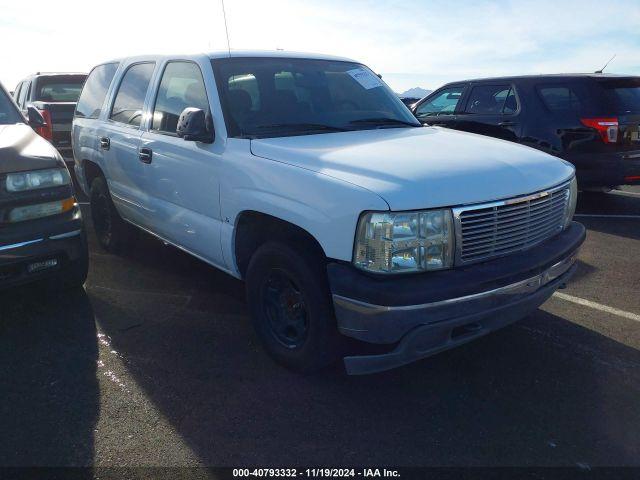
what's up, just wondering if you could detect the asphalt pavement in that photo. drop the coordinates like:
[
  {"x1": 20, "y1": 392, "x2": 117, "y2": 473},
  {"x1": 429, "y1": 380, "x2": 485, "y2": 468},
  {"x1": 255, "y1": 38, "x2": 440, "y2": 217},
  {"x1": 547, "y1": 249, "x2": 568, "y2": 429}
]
[{"x1": 1, "y1": 187, "x2": 639, "y2": 469}]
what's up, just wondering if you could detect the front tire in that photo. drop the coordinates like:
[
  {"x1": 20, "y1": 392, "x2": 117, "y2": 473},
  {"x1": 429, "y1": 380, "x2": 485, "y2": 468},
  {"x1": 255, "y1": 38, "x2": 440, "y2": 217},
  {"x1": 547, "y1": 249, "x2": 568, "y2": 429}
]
[
  {"x1": 246, "y1": 242, "x2": 343, "y2": 373},
  {"x1": 90, "y1": 176, "x2": 134, "y2": 253}
]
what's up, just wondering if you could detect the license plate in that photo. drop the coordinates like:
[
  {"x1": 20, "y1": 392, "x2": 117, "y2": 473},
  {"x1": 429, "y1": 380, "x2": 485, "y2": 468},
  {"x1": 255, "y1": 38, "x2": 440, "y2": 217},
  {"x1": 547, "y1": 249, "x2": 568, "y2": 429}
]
[{"x1": 27, "y1": 258, "x2": 58, "y2": 273}]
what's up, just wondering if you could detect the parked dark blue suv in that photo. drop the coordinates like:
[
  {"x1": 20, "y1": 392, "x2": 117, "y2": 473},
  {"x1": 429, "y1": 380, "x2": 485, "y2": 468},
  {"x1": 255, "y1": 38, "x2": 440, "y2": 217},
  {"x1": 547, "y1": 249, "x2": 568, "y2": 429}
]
[{"x1": 412, "y1": 74, "x2": 640, "y2": 190}]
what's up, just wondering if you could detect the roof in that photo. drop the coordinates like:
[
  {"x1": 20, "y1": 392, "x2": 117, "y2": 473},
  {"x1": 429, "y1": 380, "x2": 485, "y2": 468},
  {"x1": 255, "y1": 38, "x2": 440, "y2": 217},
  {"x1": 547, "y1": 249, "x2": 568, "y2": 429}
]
[
  {"x1": 102, "y1": 50, "x2": 359, "y2": 65},
  {"x1": 446, "y1": 73, "x2": 639, "y2": 85},
  {"x1": 32, "y1": 72, "x2": 87, "y2": 77}
]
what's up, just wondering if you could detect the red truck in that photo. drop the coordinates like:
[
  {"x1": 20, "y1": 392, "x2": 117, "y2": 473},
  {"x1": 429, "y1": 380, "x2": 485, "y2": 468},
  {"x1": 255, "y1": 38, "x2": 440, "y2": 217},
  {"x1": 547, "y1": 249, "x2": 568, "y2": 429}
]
[{"x1": 13, "y1": 73, "x2": 87, "y2": 164}]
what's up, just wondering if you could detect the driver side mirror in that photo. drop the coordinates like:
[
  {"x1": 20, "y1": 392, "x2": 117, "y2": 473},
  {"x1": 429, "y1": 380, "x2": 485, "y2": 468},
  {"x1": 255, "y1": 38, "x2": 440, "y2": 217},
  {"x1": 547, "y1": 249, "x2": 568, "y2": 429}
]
[
  {"x1": 27, "y1": 105, "x2": 46, "y2": 128},
  {"x1": 176, "y1": 108, "x2": 214, "y2": 143}
]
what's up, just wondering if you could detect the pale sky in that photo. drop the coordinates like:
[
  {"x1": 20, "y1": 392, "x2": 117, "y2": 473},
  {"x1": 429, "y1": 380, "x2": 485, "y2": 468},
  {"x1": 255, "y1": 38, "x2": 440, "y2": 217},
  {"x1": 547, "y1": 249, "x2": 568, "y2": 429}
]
[{"x1": 1, "y1": 0, "x2": 639, "y2": 93}]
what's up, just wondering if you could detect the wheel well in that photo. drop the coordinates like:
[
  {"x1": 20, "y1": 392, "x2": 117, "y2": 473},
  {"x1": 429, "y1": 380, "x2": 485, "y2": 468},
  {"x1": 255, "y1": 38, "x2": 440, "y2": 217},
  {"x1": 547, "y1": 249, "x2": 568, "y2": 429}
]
[
  {"x1": 83, "y1": 160, "x2": 104, "y2": 189},
  {"x1": 234, "y1": 211, "x2": 327, "y2": 278}
]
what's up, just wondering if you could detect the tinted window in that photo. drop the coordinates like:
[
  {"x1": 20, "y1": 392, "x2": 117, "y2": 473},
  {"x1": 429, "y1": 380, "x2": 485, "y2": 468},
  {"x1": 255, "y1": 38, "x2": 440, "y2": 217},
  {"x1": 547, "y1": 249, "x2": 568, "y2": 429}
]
[
  {"x1": 538, "y1": 82, "x2": 598, "y2": 115},
  {"x1": 465, "y1": 85, "x2": 513, "y2": 114},
  {"x1": 35, "y1": 75, "x2": 86, "y2": 102},
  {"x1": 415, "y1": 86, "x2": 464, "y2": 118},
  {"x1": 212, "y1": 57, "x2": 419, "y2": 138},
  {"x1": 17, "y1": 81, "x2": 30, "y2": 108},
  {"x1": 0, "y1": 88, "x2": 22, "y2": 124},
  {"x1": 13, "y1": 82, "x2": 23, "y2": 101},
  {"x1": 152, "y1": 62, "x2": 209, "y2": 134},
  {"x1": 598, "y1": 78, "x2": 640, "y2": 114},
  {"x1": 75, "y1": 63, "x2": 119, "y2": 119}
]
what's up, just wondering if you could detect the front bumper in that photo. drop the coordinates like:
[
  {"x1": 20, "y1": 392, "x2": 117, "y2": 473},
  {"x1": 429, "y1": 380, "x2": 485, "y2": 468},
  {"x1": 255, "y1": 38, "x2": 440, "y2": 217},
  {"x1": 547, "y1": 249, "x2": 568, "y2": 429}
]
[
  {"x1": 328, "y1": 222, "x2": 586, "y2": 374},
  {"x1": 0, "y1": 207, "x2": 87, "y2": 289}
]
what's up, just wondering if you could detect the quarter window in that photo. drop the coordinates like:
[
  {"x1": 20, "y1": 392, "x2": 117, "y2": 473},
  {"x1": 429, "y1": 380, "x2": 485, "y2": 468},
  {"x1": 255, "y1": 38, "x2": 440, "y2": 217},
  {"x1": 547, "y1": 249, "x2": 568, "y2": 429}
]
[
  {"x1": 110, "y1": 63, "x2": 155, "y2": 127},
  {"x1": 415, "y1": 86, "x2": 465, "y2": 118},
  {"x1": 538, "y1": 86, "x2": 583, "y2": 113},
  {"x1": 152, "y1": 62, "x2": 209, "y2": 134},
  {"x1": 465, "y1": 85, "x2": 515, "y2": 114},
  {"x1": 75, "y1": 63, "x2": 119, "y2": 119}
]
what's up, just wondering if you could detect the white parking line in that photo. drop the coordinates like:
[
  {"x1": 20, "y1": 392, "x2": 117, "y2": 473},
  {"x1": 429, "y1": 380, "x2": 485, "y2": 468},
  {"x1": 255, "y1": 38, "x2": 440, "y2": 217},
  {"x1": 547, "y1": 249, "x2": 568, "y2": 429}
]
[
  {"x1": 574, "y1": 214, "x2": 640, "y2": 219},
  {"x1": 553, "y1": 292, "x2": 640, "y2": 323},
  {"x1": 78, "y1": 202, "x2": 90, "y2": 205}
]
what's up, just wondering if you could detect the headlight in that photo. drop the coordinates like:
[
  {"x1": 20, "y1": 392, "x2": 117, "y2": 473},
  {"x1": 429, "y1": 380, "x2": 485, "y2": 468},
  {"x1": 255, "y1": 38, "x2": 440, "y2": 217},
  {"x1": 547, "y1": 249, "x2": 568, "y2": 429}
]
[
  {"x1": 354, "y1": 209, "x2": 454, "y2": 274},
  {"x1": 6, "y1": 168, "x2": 70, "y2": 192},
  {"x1": 564, "y1": 176, "x2": 578, "y2": 228}
]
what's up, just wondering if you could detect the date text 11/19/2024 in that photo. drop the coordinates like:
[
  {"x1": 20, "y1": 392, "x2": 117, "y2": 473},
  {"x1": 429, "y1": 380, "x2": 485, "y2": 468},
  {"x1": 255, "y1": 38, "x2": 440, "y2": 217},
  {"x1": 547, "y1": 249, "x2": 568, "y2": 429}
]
[{"x1": 232, "y1": 468, "x2": 401, "y2": 477}]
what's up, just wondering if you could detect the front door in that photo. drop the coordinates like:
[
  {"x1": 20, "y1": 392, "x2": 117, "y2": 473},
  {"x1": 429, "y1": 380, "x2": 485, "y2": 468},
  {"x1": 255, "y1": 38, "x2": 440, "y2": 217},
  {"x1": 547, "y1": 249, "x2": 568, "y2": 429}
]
[{"x1": 139, "y1": 60, "x2": 224, "y2": 267}]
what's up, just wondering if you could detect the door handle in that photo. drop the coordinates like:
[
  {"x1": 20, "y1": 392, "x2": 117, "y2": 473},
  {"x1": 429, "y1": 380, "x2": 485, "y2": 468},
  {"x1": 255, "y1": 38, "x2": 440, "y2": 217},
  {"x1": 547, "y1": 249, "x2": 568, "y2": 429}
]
[
  {"x1": 99, "y1": 137, "x2": 110, "y2": 150},
  {"x1": 139, "y1": 147, "x2": 152, "y2": 164},
  {"x1": 499, "y1": 121, "x2": 517, "y2": 127}
]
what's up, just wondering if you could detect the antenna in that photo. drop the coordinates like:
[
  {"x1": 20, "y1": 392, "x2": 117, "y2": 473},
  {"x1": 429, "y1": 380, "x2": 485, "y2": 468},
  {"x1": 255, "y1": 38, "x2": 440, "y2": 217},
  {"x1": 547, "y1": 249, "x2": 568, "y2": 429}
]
[
  {"x1": 595, "y1": 54, "x2": 616, "y2": 74},
  {"x1": 221, "y1": 0, "x2": 231, "y2": 57}
]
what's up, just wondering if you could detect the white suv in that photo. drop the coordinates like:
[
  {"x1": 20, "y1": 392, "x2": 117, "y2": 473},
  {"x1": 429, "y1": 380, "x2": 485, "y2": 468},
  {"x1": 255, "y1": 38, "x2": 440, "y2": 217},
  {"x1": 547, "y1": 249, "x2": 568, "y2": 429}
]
[{"x1": 72, "y1": 51, "x2": 585, "y2": 374}]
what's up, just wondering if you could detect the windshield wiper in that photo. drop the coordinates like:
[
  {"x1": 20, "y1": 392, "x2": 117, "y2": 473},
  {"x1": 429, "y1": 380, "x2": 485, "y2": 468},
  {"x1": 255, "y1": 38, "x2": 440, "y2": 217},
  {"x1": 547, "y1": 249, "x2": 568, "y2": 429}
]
[
  {"x1": 349, "y1": 117, "x2": 420, "y2": 128},
  {"x1": 254, "y1": 123, "x2": 349, "y2": 133}
]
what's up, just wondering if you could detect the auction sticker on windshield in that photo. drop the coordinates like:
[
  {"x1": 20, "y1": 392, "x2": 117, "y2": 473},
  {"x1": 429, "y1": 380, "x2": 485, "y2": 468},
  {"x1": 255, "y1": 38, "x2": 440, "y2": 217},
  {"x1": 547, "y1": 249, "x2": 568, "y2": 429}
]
[{"x1": 347, "y1": 68, "x2": 384, "y2": 90}]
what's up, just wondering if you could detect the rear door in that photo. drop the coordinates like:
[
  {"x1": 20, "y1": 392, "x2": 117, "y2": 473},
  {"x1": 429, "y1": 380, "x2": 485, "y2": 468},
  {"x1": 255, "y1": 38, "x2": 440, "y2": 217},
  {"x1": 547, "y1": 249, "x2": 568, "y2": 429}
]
[
  {"x1": 138, "y1": 60, "x2": 224, "y2": 266},
  {"x1": 413, "y1": 84, "x2": 467, "y2": 128},
  {"x1": 456, "y1": 83, "x2": 522, "y2": 141},
  {"x1": 101, "y1": 62, "x2": 156, "y2": 228}
]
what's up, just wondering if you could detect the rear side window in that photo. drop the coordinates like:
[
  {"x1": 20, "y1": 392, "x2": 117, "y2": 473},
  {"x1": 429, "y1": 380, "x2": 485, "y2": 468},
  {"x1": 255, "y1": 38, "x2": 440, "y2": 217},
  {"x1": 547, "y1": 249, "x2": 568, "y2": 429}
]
[
  {"x1": 17, "y1": 81, "x2": 30, "y2": 108},
  {"x1": 13, "y1": 83, "x2": 23, "y2": 101},
  {"x1": 75, "y1": 63, "x2": 119, "y2": 119},
  {"x1": 465, "y1": 85, "x2": 515, "y2": 114},
  {"x1": 415, "y1": 86, "x2": 465, "y2": 118},
  {"x1": 35, "y1": 75, "x2": 86, "y2": 102},
  {"x1": 152, "y1": 62, "x2": 209, "y2": 134},
  {"x1": 110, "y1": 63, "x2": 155, "y2": 127}
]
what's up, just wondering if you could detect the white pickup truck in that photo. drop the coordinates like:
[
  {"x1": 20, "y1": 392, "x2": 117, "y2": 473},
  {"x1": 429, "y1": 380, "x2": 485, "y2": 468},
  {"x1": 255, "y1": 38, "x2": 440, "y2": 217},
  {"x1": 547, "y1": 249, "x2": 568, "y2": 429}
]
[{"x1": 72, "y1": 51, "x2": 585, "y2": 374}]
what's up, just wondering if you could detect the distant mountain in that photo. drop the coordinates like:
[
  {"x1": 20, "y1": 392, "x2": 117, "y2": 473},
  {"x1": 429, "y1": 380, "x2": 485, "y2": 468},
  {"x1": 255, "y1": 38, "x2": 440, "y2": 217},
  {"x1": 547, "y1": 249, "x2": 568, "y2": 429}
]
[{"x1": 398, "y1": 87, "x2": 432, "y2": 99}]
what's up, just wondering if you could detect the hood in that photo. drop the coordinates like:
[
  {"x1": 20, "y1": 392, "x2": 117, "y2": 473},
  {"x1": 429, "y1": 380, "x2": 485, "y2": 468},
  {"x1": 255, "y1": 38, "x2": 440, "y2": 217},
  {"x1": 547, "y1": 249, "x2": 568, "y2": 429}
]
[
  {"x1": 250, "y1": 127, "x2": 575, "y2": 210},
  {"x1": 0, "y1": 124, "x2": 63, "y2": 175}
]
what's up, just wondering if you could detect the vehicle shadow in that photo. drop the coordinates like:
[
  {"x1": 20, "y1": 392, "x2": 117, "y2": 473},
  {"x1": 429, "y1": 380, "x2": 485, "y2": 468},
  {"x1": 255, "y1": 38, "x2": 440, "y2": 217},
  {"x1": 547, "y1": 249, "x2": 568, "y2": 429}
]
[
  {"x1": 0, "y1": 286, "x2": 99, "y2": 470},
  {"x1": 90, "y1": 233, "x2": 640, "y2": 467}
]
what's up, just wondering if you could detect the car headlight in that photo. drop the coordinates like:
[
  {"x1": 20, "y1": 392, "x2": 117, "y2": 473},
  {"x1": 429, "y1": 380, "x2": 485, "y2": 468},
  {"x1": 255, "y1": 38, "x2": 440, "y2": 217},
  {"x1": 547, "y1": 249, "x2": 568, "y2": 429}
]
[
  {"x1": 6, "y1": 168, "x2": 71, "y2": 192},
  {"x1": 353, "y1": 209, "x2": 454, "y2": 274},
  {"x1": 564, "y1": 176, "x2": 578, "y2": 228}
]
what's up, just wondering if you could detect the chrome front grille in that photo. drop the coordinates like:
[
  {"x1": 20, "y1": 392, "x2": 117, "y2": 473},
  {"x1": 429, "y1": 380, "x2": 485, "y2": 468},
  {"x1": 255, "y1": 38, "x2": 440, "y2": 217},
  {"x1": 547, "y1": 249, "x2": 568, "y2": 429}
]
[{"x1": 453, "y1": 182, "x2": 570, "y2": 265}]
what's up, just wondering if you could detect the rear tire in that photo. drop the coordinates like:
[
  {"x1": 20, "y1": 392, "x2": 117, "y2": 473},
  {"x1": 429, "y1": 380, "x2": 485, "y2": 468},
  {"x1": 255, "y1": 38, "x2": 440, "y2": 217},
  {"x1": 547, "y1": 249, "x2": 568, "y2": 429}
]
[
  {"x1": 245, "y1": 242, "x2": 343, "y2": 373},
  {"x1": 90, "y1": 176, "x2": 134, "y2": 253}
]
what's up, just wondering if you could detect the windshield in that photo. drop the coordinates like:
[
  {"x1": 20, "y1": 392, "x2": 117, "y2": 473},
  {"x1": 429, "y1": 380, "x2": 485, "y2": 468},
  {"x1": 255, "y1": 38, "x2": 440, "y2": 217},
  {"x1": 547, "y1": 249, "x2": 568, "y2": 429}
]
[
  {"x1": 0, "y1": 86, "x2": 22, "y2": 124},
  {"x1": 598, "y1": 78, "x2": 640, "y2": 114},
  {"x1": 35, "y1": 75, "x2": 86, "y2": 102},
  {"x1": 211, "y1": 57, "x2": 420, "y2": 138}
]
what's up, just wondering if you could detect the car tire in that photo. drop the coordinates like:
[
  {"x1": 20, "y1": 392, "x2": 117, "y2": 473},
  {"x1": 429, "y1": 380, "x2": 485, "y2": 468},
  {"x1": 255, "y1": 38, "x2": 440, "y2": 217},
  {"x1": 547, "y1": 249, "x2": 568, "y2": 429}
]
[
  {"x1": 246, "y1": 242, "x2": 344, "y2": 373},
  {"x1": 90, "y1": 176, "x2": 134, "y2": 253}
]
